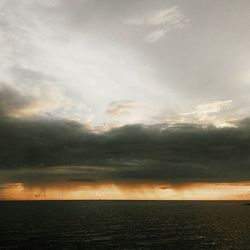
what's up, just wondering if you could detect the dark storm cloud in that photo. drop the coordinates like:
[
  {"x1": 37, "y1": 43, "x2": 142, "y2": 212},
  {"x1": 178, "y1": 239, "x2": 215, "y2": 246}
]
[{"x1": 1, "y1": 94, "x2": 250, "y2": 185}]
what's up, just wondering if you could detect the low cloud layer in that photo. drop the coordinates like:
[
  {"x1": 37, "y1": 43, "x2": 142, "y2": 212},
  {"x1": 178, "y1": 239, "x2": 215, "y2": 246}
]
[{"x1": 1, "y1": 104, "x2": 250, "y2": 186}]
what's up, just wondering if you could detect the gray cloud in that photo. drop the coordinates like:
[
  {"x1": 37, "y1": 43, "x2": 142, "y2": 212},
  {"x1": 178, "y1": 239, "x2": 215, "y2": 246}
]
[
  {"x1": 1, "y1": 102, "x2": 250, "y2": 186},
  {"x1": 10, "y1": 65, "x2": 55, "y2": 83},
  {"x1": 0, "y1": 83, "x2": 36, "y2": 117}
]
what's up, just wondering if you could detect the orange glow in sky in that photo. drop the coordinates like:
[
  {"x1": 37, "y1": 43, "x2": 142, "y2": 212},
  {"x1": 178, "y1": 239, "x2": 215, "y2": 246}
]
[{"x1": 1, "y1": 182, "x2": 250, "y2": 200}]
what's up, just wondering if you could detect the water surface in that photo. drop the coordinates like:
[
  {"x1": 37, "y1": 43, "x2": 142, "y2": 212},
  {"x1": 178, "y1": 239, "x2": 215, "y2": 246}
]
[{"x1": 0, "y1": 201, "x2": 249, "y2": 249}]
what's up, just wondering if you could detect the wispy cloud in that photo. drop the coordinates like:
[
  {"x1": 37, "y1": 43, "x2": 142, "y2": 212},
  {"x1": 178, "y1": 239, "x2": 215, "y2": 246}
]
[
  {"x1": 182, "y1": 100, "x2": 233, "y2": 119},
  {"x1": 144, "y1": 29, "x2": 168, "y2": 43},
  {"x1": 126, "y1": 6, "x2": 189, "y2": 42},
  {"x1": 106, "y1": 100, "x2": 137, "y2": 116},
  {"x1": 150, "y1": 100, "x2": 235, "y2": 128},
  {"x1": 180, "y1": 100, "x2": 234, "y2": 127}
]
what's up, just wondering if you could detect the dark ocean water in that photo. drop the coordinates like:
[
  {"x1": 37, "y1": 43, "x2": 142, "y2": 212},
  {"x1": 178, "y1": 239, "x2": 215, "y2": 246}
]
[{"x1": 0, "y1": 201, "x2": 249, "y2": 250}]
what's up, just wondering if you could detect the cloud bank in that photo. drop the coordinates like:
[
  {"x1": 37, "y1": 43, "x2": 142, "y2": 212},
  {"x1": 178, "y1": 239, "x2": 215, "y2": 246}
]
[{"x1": 1, "y1": 85, "x2": 250, "y2": 187}]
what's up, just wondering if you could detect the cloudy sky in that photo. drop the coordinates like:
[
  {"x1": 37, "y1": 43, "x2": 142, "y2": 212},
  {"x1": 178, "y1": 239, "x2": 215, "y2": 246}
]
[{"x1": 0, "y1": 0, "x2": 250, "y2": 200}]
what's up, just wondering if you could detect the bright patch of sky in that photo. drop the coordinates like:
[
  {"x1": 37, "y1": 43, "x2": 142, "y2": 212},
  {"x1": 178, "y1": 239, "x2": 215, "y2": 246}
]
[{"x1": 0, "y1": 0, "x2": 250, "y2": 128}]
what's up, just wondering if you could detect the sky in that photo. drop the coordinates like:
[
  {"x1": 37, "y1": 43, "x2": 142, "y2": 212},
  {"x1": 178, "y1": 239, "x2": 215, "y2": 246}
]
[{"x1": 0, "y1": 0, "x2": 250, "y2": 200}]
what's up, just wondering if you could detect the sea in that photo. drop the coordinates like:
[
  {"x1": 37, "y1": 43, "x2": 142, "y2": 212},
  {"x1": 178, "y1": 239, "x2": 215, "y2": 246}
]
[{"x1": 0, "y1": 201, "x2": 249, "y2": 250}]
